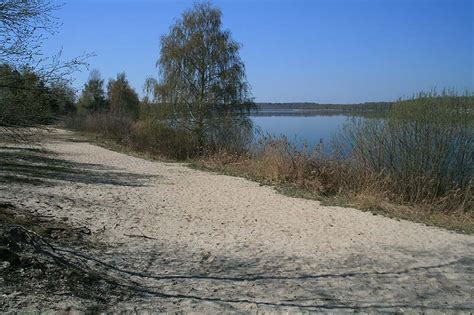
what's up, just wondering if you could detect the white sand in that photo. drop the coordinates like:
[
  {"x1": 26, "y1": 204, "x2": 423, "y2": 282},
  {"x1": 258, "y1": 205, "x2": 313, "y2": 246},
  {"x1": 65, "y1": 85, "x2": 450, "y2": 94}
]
[{"x1": 2, "y1": 129, "x2": 473, "y2": 312}]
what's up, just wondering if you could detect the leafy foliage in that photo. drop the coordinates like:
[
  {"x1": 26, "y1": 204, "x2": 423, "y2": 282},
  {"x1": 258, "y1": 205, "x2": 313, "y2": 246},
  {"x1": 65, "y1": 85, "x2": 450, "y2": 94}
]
[
  {"x1": 107, "y1": 72, "x2": 139, "y2": 118},
  {"x1": 150, "y1": 2, "x2": 254, "y2": 149},
  {"x1": 77, "y1": 70, "x2": 107, "y2": 114},
  {"x1": 0, "y1": 64, "x2": 75, "y2": 127},
  {"x1": 0, "y1": 0, "x2": 88, "y2": 140}
]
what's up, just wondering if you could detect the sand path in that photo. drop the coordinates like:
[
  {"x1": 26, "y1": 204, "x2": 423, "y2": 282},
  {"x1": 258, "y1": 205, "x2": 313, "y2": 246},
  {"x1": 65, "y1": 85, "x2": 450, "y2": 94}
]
[{"x1": 1, "y1": 129, "x2": 473, "y2": 312}]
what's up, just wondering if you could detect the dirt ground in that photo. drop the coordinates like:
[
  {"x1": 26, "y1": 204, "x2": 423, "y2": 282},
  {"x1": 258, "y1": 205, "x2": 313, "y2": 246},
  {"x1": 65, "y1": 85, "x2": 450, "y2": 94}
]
[{"x1": 1, "y1": 129, "x2": 473, "y2": 313}]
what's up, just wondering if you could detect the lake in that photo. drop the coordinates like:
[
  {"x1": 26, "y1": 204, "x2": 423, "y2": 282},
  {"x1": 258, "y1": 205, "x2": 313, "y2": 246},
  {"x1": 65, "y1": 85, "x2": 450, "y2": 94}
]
[{"x1": 250, "y1": 113, "x2": 353, "y2": 150}]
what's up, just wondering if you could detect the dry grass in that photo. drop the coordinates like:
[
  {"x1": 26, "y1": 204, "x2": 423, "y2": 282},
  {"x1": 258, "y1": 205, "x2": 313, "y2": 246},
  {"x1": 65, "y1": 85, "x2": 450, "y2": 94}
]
[
  {"x1": 324, "y1": 193, "x2": 474, "y2": 234},
  {"x1": 196, "y1": 135, "x2": 474, "y2": 234},
  {"x1": 63, "y1": 97, "x2": 473, "y2": 234},
  {"x1": 64, "y1": 112, "x2": 199, "y2": 159}
]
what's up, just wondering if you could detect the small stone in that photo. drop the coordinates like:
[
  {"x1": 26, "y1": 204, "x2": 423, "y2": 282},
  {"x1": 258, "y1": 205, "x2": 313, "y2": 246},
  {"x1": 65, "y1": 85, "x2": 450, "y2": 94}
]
[{"x1": 0, "y1": 261, "x2": 10, "y2": 269}]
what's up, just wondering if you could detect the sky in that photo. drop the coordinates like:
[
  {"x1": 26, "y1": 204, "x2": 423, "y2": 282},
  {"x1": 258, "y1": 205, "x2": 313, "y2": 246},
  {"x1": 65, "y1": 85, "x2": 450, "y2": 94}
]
[{"x1": 42, "y1": 0, "x2": 473, "y2": 103}]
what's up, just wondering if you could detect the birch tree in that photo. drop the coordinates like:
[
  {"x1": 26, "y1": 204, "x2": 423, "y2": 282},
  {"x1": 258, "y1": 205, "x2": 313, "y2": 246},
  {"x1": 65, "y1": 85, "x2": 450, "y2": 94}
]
[{"x1": 153, "y1": 2, "x2": 254, "y2": 149}]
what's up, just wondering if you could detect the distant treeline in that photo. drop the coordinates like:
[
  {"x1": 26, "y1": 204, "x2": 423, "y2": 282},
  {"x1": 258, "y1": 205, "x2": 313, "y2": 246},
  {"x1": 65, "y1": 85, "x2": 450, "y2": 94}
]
[{"x1": 255, "y1": 102, "x2": 393, "y2": 112}]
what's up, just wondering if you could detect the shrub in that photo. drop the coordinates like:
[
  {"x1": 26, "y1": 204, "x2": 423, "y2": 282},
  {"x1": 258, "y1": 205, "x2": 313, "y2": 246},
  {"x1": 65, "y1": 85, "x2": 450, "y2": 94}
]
[
  {"x1": 341, "y1": 92, "x2": 473, "y2": 211},
  {"x1": 130, "y1": 119, "x2": 198, "y2": 159},
  {"x1": 84, "y1": 112, "x2": 133, "y2": 143},
  {"x1": 65, "y1": 111, "x2": 133, "y2": 144}
]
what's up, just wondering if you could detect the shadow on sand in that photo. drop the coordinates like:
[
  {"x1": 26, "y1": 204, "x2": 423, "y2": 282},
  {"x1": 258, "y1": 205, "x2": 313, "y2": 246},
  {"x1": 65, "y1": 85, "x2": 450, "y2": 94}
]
[{"x1": 0, "y1": 146, "x2": 153, "y2": 187}]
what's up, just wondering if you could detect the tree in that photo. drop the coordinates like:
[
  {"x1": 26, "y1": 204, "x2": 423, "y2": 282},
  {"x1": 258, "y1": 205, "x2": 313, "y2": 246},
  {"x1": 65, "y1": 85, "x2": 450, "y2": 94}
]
[
  {"x1": 48, "y1": 80, "x2": 76, "y2": 115},
  {"x1": 0, "y1": 64, "x2": 76, "y2": 127},
  {"x1": 77, "y1": 70, "x2": 107, "y2": 113},
  {"x1": 0, "y1": 0, "x2": 90, "y2": 86},
  {"x1": 0, "y1": 0, "x2": 90, "y2": 141},
  {"x1": 107, "y1": 72, "x2": 139, "y2": 118},
  {"x1": 0, "y1": 64, "x2": 51, "y2": 127},
  {"x1": 1, "y1": 0, "x2": 57, "y2": 66},
  {"x1": 151, "y1": 2, "x2": 254, "y2": 149}
]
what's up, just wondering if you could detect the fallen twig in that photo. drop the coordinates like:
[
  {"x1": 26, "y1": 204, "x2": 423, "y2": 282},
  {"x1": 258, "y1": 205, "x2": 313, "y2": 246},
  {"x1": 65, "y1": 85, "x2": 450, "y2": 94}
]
[{"x1": 124, "y1": 233, "x2": 158, "y2": 240}]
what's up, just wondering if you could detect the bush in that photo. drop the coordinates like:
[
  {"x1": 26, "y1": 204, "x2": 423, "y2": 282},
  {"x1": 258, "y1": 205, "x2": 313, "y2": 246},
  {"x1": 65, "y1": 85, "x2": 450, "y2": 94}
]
[
  {"x1": 202, "y1": 92, "x2": 473, "y2": 215},
  {"x1": 341, "y1": 92, "x2": 473, "y2": 211},
  {"x1": 130, "y1": 119, "x2": 198, "y2": 159},
  {"x1": 65, "y1": 110, "x2": 201, "y2": 160},
  {"x1": 203, "y1": 134, "x2": 353, "y2": 195},
  {"x1": 84, "y1": 112, "x2": 133, "y2": 143}
]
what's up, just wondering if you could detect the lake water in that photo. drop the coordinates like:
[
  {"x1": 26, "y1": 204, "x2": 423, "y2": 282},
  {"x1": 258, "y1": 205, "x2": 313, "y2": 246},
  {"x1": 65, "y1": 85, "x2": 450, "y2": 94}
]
[{"x1": 250, "y1": 114, "x2": 352, "y2": 149}]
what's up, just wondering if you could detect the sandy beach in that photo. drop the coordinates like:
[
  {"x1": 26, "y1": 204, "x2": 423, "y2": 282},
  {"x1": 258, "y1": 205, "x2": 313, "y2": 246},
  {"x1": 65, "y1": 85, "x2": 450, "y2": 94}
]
[{"x1": 1, "y1": 129, "x2": 473, "y2": 312}]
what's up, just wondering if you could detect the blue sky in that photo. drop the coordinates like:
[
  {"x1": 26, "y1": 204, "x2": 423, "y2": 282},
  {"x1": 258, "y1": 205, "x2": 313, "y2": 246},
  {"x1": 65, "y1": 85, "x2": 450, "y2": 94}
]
[{"x1": 43, "y1": 0, "x2": 473, "y2": 103}]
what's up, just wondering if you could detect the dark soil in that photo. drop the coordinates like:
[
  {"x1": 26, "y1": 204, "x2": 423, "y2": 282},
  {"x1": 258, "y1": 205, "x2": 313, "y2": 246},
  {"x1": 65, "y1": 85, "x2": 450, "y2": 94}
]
[{"x1": 0, "y1": 203, "x2": 133, "y2": 311}]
